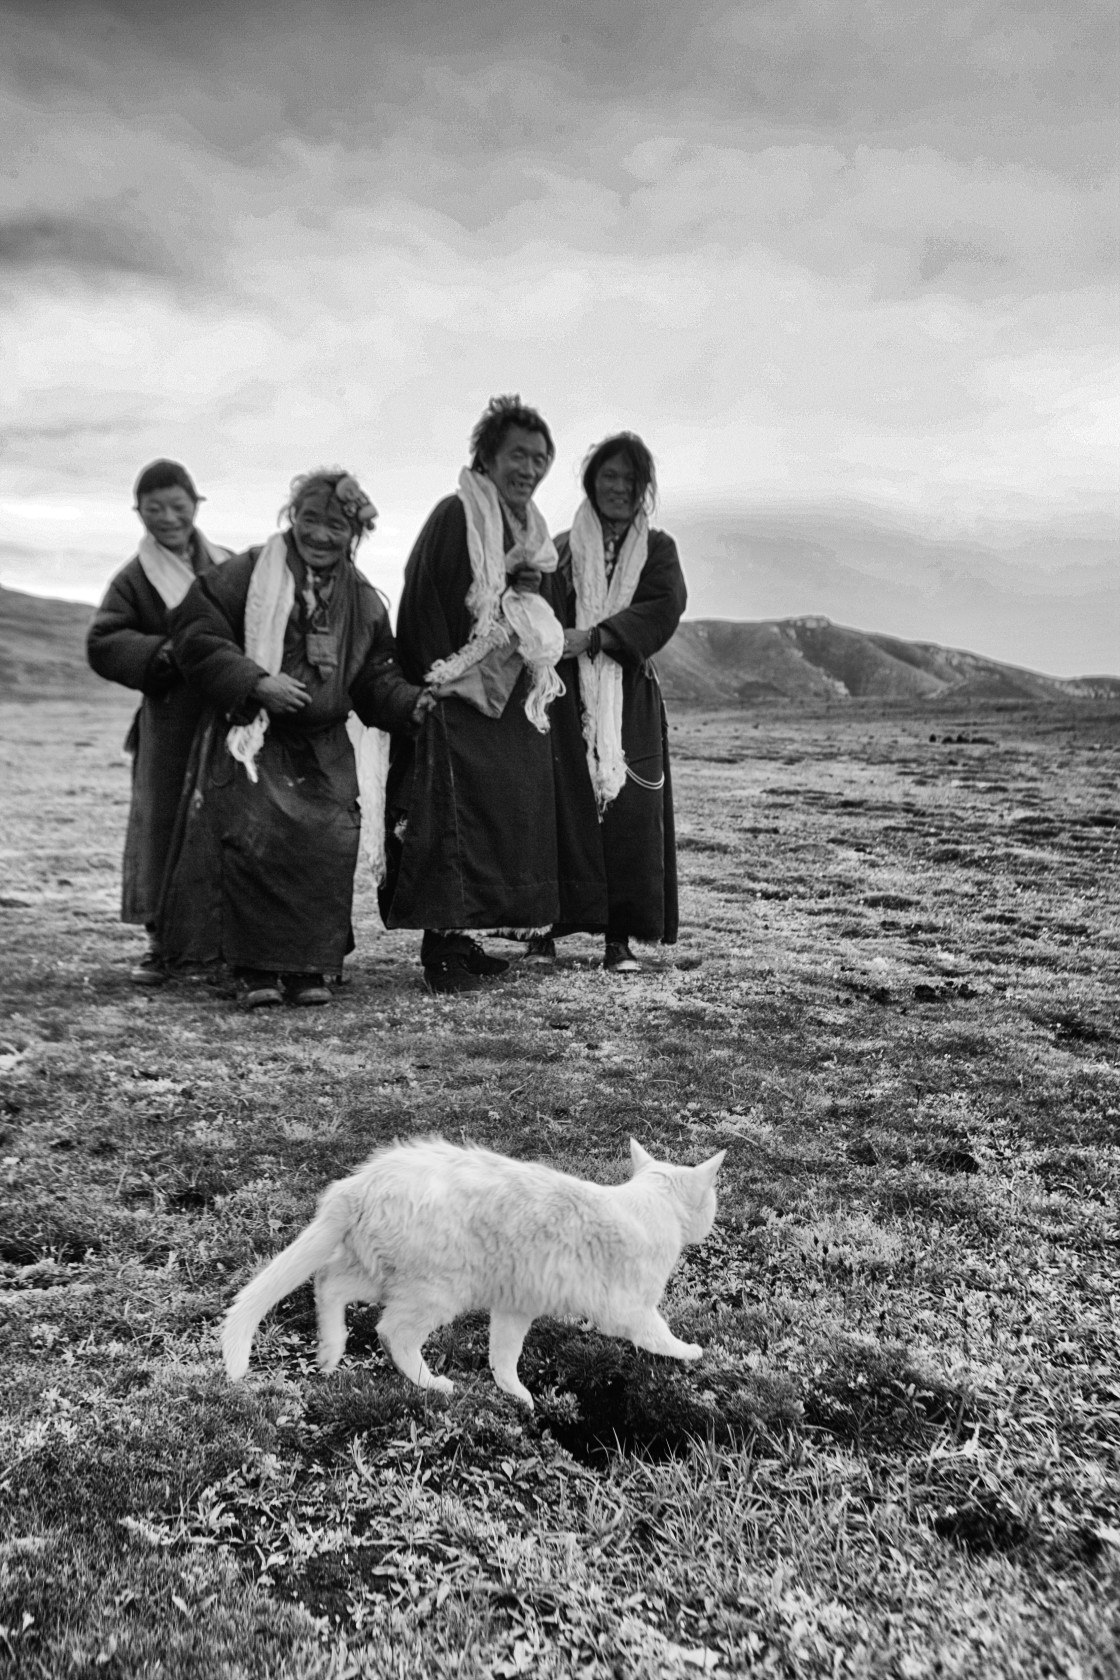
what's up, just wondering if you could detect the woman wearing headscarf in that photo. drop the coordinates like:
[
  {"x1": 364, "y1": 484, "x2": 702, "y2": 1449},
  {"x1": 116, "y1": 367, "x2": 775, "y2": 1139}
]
[
  {"x1": 87, "y1": 459, "x2": 230, "y2": 985},
  {"x1": 158, "y1": 468, "x2": 424, "y2": 1007},
  {"x1": 538, "y1": 432, "x2": 686, "y2": 973}
]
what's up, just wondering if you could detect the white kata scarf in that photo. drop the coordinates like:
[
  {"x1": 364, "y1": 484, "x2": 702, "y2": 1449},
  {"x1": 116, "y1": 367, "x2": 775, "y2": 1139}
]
[
  {"x1": 225, "y1": 534, "x2": 390, "y2": 881},
  {"x1": 424, "y1": 468, "x2": 565, "y2": 733},
  {"x1": 569, "y1": 499, "x2": 650, "y2": 811},
  {"x1": 137, "y1": 530, "x2": 227, "y2": 608}
]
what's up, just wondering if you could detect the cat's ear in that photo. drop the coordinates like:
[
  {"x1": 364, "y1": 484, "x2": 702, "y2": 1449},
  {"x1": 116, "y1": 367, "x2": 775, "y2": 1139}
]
[
  {"x1": 694, "y1": 1148, "x2": 726, "y2": 1189},
  {"x1": 629, "y1": 1138, "x2": 655, "y2": 1173}
]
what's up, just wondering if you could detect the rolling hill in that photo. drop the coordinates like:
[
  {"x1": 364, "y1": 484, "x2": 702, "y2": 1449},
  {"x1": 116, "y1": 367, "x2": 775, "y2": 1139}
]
[
  {"x1": 0, "y1": 586, "x2": 106, "y2": 700},
  {"x1": 0, "y1": 584, "x2": 1116, "y2": 707},
  {"x1": 655, "y1": 616, "x2": 1120, "y2": 706}
]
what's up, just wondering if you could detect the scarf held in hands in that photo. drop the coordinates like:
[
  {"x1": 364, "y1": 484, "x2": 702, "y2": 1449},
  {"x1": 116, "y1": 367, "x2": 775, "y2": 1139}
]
[
  {"x1": 424, "y1": 468, "x2": 565, "y2": 733},
  {"x1": 225, "y1": 535, "x2": 390, "y2": 881},
  {"x1": 568, "y1": 498, "x2": 649, "y2": 811}
]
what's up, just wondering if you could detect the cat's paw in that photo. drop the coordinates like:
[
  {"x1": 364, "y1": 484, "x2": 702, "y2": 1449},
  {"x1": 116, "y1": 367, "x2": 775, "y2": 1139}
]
[
  {"x1": 317, "y1": 1343, "x2": 345, "y2": 1373},
  {"x1": 424, "y1": 1374, "x2": 455, "y2": 1398},
  {"x1": 493, "y1": 1375, "x2": 535, "y2": 1409},
  {"x1": 678, "y1": 1341, "x2": 703, "y2": 1362}
]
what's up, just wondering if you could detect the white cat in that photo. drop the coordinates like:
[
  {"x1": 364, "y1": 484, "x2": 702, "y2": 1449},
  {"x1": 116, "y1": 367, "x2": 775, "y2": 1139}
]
[{"x1": 221, "y1": 1137, "x2": 725, "y2": 1409}]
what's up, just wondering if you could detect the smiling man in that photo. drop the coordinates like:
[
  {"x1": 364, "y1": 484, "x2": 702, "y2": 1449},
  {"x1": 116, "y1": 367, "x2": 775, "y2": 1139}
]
[
  {"x1": 86, "y1": 459, "x2": 231, "y2": 986},
  {"x1": 383, "y1": 395, "x2": 606, "y2": 993}
]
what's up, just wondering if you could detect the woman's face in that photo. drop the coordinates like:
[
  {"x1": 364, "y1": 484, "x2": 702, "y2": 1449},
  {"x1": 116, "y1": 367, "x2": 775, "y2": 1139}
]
[
  {"x1": 592, "y1": 453, "x2": 639, "y2": 525},
  {"x1": 290, "y1": 491, "x2": 358, "y2": 571},
  {"x1": 137, "y1": 486, "x2": 197, "y2": 556}
]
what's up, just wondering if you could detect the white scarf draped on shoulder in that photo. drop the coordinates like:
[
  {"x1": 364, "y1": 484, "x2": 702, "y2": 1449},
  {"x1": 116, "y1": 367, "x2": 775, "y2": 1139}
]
[
  {"x1": 568, "y1": 498, "x2": 649, "y2": 811},
  {"x1": 136, "y1": 530, "x2": 228, "y2": 609},
  {"x1": 225, "y1": 534, "x2": 293, "y2": 782},
  {"x1": 423, "y1": 467, "x2": 565, "y2": 733},
  {"x1": 225, "y1": 534, "x2": 390, "y2": 882}
]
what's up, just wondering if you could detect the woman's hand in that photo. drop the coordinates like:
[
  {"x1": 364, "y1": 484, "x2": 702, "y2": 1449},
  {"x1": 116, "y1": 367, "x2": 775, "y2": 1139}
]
[
  {"x1": 509, "y1": 564, "x2": 543, "y2": 596},
  {"x1": 563, "y1": 627, "x2": 593, "y2": 658},
  {"x1": 253, "y1": 673, "x2": 310, "y2": 714},
  {"x1": 411, "y1": 689, "x2": 438, "y2": 726}
]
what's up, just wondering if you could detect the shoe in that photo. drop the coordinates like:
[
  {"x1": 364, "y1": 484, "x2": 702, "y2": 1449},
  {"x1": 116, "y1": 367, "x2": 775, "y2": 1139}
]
[
  {"x1": 236, "y1": 969, "x2": 284, "y2": 1009},
  {"x1": 418, "y1": 933, "x2": 509, "y2": 983},
  {"x1": 129, "y1": 951, "x2": 166, "y2": 987},
  {"x1": 285, "y1": 974, "x2": 332, "y2": 1007},
  {"x1": 523, "y1": 933, "x2": 556, "y2": 965},
  {"x1": 423, "y1": 956, "x2": 487, "y2": 995},
  {"x1": 604, "y1": 939, "x2": 641, "y2": 973},
  {"x1": 458, "y1": 938, "x2": 511, "y2": 979}
]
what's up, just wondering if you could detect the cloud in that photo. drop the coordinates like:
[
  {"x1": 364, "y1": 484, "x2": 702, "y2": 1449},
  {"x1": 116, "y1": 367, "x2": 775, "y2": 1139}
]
[
  {"x1": 666, "y1": 501, "x2": 1120, "y2": 677},
  {"x1": 7, "y1": 0, "x2": 1116, "y2": 161},
  {"x1": 0, "y1": 210, "x2": 171, "y2": 277},
  {"x1": 917, "y1": 236, "x2": 1006, "y2": 286},
  {"x1": 0, "y1": 0, "x2": 1115, "y2": 675}
]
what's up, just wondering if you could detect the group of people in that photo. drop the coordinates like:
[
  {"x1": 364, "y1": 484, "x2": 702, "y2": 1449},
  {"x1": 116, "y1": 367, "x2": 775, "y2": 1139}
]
[{"x1": 87, "y1": 396, "x2": 687, "y2": 1005}]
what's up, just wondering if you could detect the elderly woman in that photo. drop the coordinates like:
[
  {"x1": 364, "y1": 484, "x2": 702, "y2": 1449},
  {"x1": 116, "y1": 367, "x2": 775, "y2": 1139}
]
[
  {"x1": 537, "y1": 432, "x2": 686, "y2": 973},
  {"x1": 158, "y1": 468, "x2": 424, "y2": 1007},
  {"x1": 87, "y1": 459, "x2": 230, "y2": 984}
]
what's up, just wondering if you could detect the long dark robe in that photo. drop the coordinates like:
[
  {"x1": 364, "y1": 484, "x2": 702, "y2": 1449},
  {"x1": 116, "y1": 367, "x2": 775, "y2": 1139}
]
[
  {"x1": 158, "y1": 541, "x2": 420, "y2": 974},
  {"x1": 550, "y1": 526, "x2": 686, "y2": 944},
  {"x1": 86, "y1": 536, "x2": 225, "y2": 925},
  {"x1": 383, "y1": 494, "x2": 606, "y2": 932}
]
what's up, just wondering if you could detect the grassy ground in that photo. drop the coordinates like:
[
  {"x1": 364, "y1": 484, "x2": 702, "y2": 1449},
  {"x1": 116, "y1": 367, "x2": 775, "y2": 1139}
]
[{"x1": 1, "y1": 694, "x2": 1118, "y2": 1679}]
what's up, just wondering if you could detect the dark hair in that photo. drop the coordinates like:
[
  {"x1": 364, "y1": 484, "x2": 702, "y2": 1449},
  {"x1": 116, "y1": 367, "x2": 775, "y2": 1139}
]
[
  {"x1": 469, "y1": 394, "x2": 555, "y2": 471},
  {"x1": 278, "y1": 467, "x2": 377, "y2": 546},
  {"x1": 133, "y1": 459, "x2": 199, "y2": 503},
  {"x1": 581, "y1": 432, "x2": 657, "y2": 517},
  {"x1": 280, "y1": 467, "x2": 347, "y2": 526}
]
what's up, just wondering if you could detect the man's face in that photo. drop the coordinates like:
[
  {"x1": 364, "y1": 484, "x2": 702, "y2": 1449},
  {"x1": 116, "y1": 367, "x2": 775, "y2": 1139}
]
[
  {"x1": 137, "y1": 487, "x2": 197, "y2": 556},
  {"x1": 485, "y1": 426, "x2": 551, "y2": 513}
]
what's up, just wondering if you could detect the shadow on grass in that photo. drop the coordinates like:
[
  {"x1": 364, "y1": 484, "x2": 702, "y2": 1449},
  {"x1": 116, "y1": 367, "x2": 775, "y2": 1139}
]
[
  {"x1": 802, "y1": 1337, "x2": 980, "y2": 1455},
  {"x1": 0, "y1": 1215, "x2": 103, "y2": 1266},
  {"x1": 6, "y1": 1391, "x2": 256, "y2": 1541},
  {"x1": 931, "y1": 1486, "x2": 1031, "y2": 1557},
  {"x1": 307, "y1": 1306, "x2": 800, "y2": 1469}
]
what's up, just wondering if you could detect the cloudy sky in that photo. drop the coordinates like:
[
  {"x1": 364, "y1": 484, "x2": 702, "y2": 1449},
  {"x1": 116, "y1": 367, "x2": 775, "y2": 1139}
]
[{"x1": 1, "y1": 0, "x2": 1116, "y2": 674}]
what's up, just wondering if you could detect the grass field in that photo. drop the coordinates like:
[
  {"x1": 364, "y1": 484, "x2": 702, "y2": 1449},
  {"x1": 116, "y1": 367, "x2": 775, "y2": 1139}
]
[{"x1": 1, "y1": 693, "x2": 1118, "y2": 1679}]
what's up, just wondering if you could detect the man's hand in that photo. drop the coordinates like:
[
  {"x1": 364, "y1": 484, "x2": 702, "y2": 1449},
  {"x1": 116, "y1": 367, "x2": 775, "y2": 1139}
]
[
  {"x1": 253, "y1": 674, "x2": 310, "y2": 714},
  {"x1": 509, "y1": 565, "x2": 543, "y2": 596},
  {"x1": 563, "y1": 627, "x2": 593, "y2": 658}
]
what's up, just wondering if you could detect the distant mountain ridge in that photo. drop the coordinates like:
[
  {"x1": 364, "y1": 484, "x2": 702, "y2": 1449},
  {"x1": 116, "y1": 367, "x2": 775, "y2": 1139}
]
[
  {"x1": 656, "y1": 617, "x2": 1120, "y2": 706},
  {"x1": 0, "y1": 585, "x2": 104, "y2": 699},
  {"x1": 665, "y1": 502, "x2": 1120, "y2": 680},
  {"x1": 0, "y1": 584, "x2": 1116, "y2": 706}
]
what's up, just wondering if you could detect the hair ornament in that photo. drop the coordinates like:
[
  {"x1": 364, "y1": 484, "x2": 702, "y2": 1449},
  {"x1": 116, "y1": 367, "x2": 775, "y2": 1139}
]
[{"x1": 333, "y1": 474, "x2": 378, "y2": 532}]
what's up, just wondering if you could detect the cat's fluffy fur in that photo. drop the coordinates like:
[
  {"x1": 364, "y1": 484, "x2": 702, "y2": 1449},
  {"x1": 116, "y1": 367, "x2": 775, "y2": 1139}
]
[{"x1": 221, "y1": 1137, "x2": 725, "y2": 1408}]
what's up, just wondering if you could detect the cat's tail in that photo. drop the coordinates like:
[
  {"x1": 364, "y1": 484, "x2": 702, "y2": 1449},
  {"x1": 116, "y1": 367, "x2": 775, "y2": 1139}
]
[{"x1": 221, "y1": 1196, "x2": 347, "y2": 1381}]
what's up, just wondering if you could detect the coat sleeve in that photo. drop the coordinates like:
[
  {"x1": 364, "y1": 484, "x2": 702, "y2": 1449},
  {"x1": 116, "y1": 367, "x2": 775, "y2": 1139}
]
[
  {"x1": 543, "y1": 543, "x2": 576, "y2": 629},
  {"x1": 86, "y1": 562, "x2": 174, "y2": 694},
  {"x1": 597, "y1": 530, "x2": 687, "y2": 669},
  {"x1": 393, "y1": 497, "x2": 476, "y2": 683},
  {"x1": 169, "y1": 552, "x2": 268, "y2": 716},
  {"x1": 349, "y1": 602, "x2": 423, "y2": 731}
]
